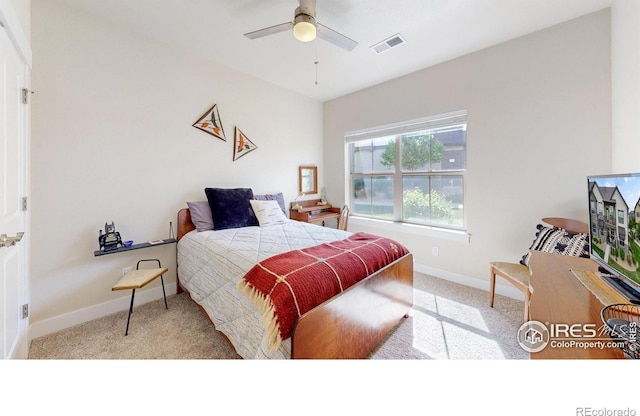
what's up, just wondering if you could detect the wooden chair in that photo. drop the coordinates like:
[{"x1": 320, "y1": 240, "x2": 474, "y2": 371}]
[
  {"x1": 337, "y1": 205, "x2": 349, "y2": 231},
  {"x1": 489, "y1": 217, "x2": 589, "y2": 321}
]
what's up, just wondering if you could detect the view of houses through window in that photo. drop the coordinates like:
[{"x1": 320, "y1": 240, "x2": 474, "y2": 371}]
[{"x1": 346, "y1": 111, "x2": 467, "y2": 231}]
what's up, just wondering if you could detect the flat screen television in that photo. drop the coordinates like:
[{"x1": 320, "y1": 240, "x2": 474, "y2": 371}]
[{"x1": 587, "y1": 173, "x2": 640, "y2": 294}]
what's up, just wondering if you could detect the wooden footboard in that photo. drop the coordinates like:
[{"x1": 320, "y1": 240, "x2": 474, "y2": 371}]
[
  {"x1": 176, "y1": 208, "x2": 413, "y2": 359},
  {"x1": 292, "y1": 253, "x2": 413, "y2": 359}
]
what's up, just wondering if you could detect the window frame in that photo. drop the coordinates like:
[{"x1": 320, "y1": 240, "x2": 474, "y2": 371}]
[{"x1": 346, "y1": 110, "x2": 467, "y2": 232}]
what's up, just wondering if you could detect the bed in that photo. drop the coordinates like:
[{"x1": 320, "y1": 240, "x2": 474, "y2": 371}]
[{"x1": 175, "y1": 191, "x2": 414, "y2": 359}]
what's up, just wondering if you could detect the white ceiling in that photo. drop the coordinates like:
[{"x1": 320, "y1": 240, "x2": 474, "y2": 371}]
[{"x1": 56, "y1": 0, "x2": 614, "y2": 102}]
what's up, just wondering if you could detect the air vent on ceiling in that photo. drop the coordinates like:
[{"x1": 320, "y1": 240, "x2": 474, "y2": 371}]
[{"x1": 370, "y1": 33, "x2": 406, "y2": 54}]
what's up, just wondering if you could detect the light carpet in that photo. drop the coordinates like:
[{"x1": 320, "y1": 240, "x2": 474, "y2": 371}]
[{"x1": 28, "y1": 272, "x2": 528, "y2": 359}]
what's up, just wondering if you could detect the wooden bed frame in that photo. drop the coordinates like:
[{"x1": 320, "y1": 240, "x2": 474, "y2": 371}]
[{"x1": 176, "y1": 208, "x2": 414, "y2": 359}]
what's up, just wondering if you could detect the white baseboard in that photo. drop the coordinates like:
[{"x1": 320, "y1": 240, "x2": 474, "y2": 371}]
[
  {"x1": 413, "y1": 262, "x2": 525, "y2": 302},
  {"x1": 28, "y1": 283, "x2": 177, "y2": 341},
  {"x1": 28, "y1": 263, "x2": 523, "y2": 342}
]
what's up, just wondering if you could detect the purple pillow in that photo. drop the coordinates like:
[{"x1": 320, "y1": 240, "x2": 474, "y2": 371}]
[
  {"x1": 205, "y1": 187, "x2": 259, "y2": 230},
  {"x1": 186, "y1": 201, "x2": 214, "y2": 232},
  {"x1": 254, "y1": 192, "x2": 286, "y2": 214}
]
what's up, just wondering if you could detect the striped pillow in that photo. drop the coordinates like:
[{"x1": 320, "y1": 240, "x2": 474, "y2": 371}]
[{"x1": 520, "y1": 224, "x2": 589, "y2": 266}]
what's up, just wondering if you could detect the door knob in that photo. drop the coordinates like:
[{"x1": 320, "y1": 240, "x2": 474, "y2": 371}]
[{"x1": 0, "y1": 232, "x2": 24, "y2": 248}]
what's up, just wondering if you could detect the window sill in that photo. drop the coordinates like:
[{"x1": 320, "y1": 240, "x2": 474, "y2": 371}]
[{"x1": 350, "y1": 216, "x2": 470, "y2": 243}]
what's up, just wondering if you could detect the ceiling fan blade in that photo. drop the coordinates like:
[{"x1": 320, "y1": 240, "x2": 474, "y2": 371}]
[
  {"x1": 317, "y1": 23, "x2": 358, "y2": 52},
  {"x1": 244, "y1": 22, "x2": 293, "y2": 40}
]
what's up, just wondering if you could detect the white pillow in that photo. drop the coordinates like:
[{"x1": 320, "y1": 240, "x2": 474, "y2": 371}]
[{"x1": 250, "y1": 199, "x2": 289, "y2": 227}]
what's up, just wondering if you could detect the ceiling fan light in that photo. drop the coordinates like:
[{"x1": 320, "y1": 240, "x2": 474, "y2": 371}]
[{"x1": 293, "y1": 14, "x2": 316, "y2": 42}]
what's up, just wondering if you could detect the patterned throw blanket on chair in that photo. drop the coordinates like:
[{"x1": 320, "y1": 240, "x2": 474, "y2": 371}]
[{"x1": 237, "y1": 232, "x2": 410, "y2": 353}]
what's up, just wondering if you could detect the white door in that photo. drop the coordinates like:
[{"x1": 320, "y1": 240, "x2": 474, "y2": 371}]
[{"x1": 0, "y1": 25, "x2": 28, "y2": 360}]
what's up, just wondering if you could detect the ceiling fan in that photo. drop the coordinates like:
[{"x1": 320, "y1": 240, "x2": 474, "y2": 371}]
[{"x1": 243, "y1": 0, "x2": 358, "y2": 52}]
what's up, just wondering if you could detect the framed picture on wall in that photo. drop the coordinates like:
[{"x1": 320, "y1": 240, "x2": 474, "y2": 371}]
[
  {"x1": 193, "y1": 103, "x2": 227, "y2": 141},
  {"x1": 233, "y1": 127, "x2": 258, "y2": 161}
]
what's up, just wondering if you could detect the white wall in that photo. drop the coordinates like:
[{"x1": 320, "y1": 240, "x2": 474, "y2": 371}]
[
  {"x1": 611, "y1": 0, "x2": 640, "y2": 173},
  {"x1": 324, "y1": 10, "x2": 612, "y2": 288},
  {"x1": 30, "y1": 0, "x2": 323, "y2": 336}
]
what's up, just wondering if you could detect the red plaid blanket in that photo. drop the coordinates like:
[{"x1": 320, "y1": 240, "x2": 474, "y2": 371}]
[{"x1": 237, "y1": 232, "x2": 410, "y2": 353}]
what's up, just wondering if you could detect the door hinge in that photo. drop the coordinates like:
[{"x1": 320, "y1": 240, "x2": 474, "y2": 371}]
[
  {"x1": 21, "y1": 304, "x2": 28, "y2": 319},
  {"x1": 21, "y1": 197, "x2": 27, "y2": 211},
  {"x1": 21, "y1": 88, "x2": 34, "y2": 104}
]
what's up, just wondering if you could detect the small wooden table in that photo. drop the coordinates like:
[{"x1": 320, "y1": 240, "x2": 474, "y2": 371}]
[
  {"x1": 112, "y1": 259, "x2": 168, "y2": 336},
  {"x1": 528, "y1": 251, "x2": 625, "y2": 359},
  {"x1": 290, "y1": 199, "x2": 340, "y2": 226}
]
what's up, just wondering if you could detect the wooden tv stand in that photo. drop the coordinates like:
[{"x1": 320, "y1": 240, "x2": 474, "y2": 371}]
[
  {"x1": 528, "y1": 251, "x2": 625, "y2": 359},
  {"x1": 289, "y1": 199, "x2": 340, "y2": 226}
]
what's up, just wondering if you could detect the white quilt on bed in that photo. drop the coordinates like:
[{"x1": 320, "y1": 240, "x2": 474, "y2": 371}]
[{"x1": 177, "y1": 219, "x2": 352, "y2": 359}]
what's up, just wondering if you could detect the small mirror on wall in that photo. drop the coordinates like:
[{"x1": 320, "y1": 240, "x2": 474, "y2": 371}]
[{"x1": 299, "y1": 166, "x2": 318, "y2": 195}]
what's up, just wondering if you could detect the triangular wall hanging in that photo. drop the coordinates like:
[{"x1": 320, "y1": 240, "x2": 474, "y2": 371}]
[
  {"x1": 233, "y1": 127, "x2": 258, "y2": 161},
  {"x1": 193, "y1": 104, "x2": 226, "y2": 141}
]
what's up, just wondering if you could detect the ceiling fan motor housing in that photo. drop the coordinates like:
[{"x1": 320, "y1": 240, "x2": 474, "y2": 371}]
[
  {"x1": 293, "y1": 4, "x2": 317, "y2": 42},
  {"x1": 244, "y1": 0, "x2": 357, "y2": 51},
  {"x1": 294, "y1": 8, "x2": 316, "y2": 26}
]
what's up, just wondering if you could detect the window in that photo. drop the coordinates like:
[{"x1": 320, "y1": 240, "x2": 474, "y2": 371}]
[{"x1": 346, "y1": 110, "x2": 467, "y2": 231}]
